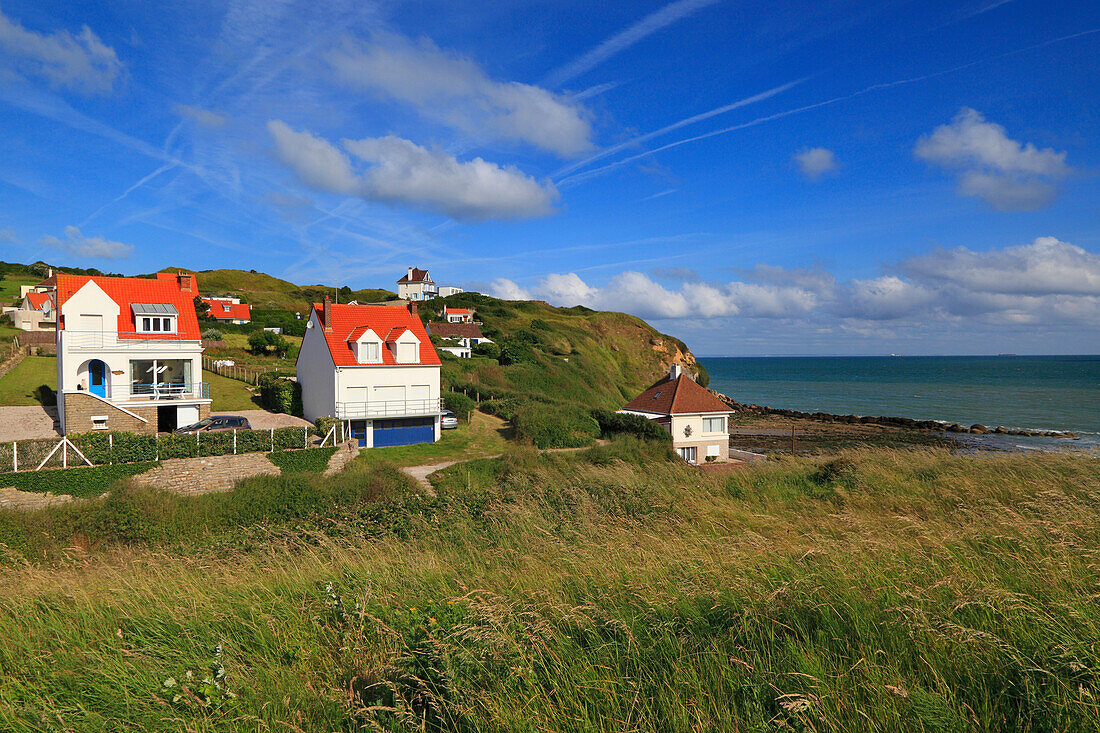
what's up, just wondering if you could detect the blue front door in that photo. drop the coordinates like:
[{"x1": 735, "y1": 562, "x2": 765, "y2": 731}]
[
  {"x1": 89, "y1": 360, "x2": 106, "y2": 397},
  {"x1": 373, "y1": 418, "x2": 435, "y2": 447},
  {"x1": 350, "y1": 420, "x2": 368, "y2": 448}
]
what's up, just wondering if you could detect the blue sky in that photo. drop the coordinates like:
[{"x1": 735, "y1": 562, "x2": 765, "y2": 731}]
[{"x1": 1, "y1": 0, "x2": 1098, "y2": 355}]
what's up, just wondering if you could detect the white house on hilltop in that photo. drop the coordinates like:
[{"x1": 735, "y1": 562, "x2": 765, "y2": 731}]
[
  {"x1": 396, "y1": 267, "x2": 465, "y2": 301},
  {"x1": 296, "y1": 298, "x2": 443, "y2": 448},
  {"x1": 55, "y1": 272, "x2": 211, "y2": 435}
]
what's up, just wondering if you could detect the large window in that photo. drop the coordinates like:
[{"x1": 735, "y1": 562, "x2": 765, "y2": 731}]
[
  {"x1": 130, "y1": 359, "x2": 192, "y2": 396},
  {"x1": 702, "y1": 416, "x2": 726, "y2": 433}
]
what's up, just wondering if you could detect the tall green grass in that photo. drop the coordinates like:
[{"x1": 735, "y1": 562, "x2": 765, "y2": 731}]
[{"x1": 0, "y1": 444, "x2": 1098, "y2": 731}]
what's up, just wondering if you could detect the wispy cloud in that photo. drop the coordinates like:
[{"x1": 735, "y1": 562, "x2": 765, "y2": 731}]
[
  {"x1": 40, "y1": 225, "x2": 133, "y2": 259},
  {"x1": 173, "y1": 104, "x2": 227, "y2": 128},
  {"x1": 0, "y1": 8, "x2": 123, "y2": 94},
  {"x1": 915, "y1": 108, "x2": 1071, "y2": 210},
  {"x1": 793, "y1": 147, "x2": 839, "y2": 181},
  {"x1": 267, "y1": 121, "x2": 559, "y2": 221},
  {"x1": 542, "y1": 0, "x2": 721, "y2": 88},
  {"x1": 328, "y1": 32, "x2": 594, "y2": 157}
]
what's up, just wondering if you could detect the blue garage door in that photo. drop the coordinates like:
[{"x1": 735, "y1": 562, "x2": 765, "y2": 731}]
[{"x1": 373, "y1": 417, "x2": 435, "y2": 447}]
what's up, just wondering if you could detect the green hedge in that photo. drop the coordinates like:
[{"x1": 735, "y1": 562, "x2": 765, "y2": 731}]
[
  {"x1": 443, "y1": 392, "x2": 476, "y2": 422},
  {"x1": 590, "y1": 409, "x2": 672, "y2": 443},
  {"x1": 257, "y1": 373, "x2": 302, "y2": 415},
  {"x1": 0, "y1": 462, "x2": 158, "y2": 498},
  {"x1": 67, "y1": 427, "x2": 316, "y2": 464},
  {"x1": 267, "y1": 447, "x2": 337, "y2": 473},
  {"x1": 513, "y1": 402, "x2": 600, "y2": 449}
]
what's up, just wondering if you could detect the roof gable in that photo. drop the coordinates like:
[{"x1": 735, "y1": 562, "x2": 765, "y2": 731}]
[
  {"x1": 397, "y1": 267, "x2": 431, "y2": 284},
  {"x1": 311, "y1": 303, "x2": 440, "y2": 367},
  {"x1": 56, "y1": 272, "x2": 202, "y2": 340},
  {"x1": 622, "y1": 374, "x2": 732, "y2": 415}
]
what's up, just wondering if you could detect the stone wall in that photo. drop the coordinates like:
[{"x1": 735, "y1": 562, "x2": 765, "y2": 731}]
[
  {"x1": 131, "y1": 453, "x2": 280, "y2": 496},
  {"x1": 62, "y1": 392, "x2": 157, "y2": 435}
]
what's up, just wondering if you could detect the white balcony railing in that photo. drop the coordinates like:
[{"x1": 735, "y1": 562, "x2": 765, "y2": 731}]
[
  {"x1": 73, "y1": 382, "x2": 210, "y2": 402},
  {"x1": 335, "y1": 398, "x2": 442, "y2": 420},
  {"x1": 61, "y1": 330, "x2": 201, "y2": 351}
]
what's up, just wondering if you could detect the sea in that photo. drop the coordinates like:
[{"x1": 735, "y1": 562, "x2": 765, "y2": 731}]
[{"x1": 700, "y1": 355, "x2": 1100, "y2": 451}]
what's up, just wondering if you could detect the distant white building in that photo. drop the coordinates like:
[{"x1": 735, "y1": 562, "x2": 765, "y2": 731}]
[
  {"x1": 200, "y1": 296, "x2": 252, "y2": 325},
  {"x1": 438, "y1": 285, "x2": 464, "y2": 297},
  {"x1": 425, "y1": 321, "x2": 492, "y2": 359},
  {"x1": 441, "y1": 306, "x2": 474, "y2": 323},
  {"x1": 296, "y1": 298, "x2": 443, "y2": 448},
  {"x1": 6, "y1": 288, "x2": 56, "y2": 331},
  {"x1": 396, "y1": 267, "x2": 437, "y2": 301}
]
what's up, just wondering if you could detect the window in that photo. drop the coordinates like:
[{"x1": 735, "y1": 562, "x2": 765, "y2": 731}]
[
  {"x1": 396, "y1": 342, "x2": 417, "y2": 363},
  {"x1": 362, "y1": 341, "x2": 380, "y2": 362},
  {"x1": 138, "y1": 316, "x2": 175, "y2": 334},
  {"x1": 703, "y1": 416, "x2": 725, "y2": 433},
  {"x1": 92, "y1": 416, "x2": 108, "y2": 431},
  {"x1": 706, "y1": 444, "x2": 720, "y2": 458},
  {"x1": 142, "y1": 317, "x2": 151, "y2": 331}
]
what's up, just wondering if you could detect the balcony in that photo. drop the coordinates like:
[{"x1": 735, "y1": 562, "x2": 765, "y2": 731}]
[
  {"x1": 62, "y1": 330, "x2": 200, "y2": 351},
  {"x1": 78, "y1": 382, "x2": 210, "y2": 402},
  {"x1": 335, "y1": 398, "x2": 442, "y2": 420}
]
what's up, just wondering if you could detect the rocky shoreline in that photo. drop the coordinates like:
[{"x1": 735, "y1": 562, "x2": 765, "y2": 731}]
[{"x1": 710, "y1": 391, "x2": 1079, "y2": 440}]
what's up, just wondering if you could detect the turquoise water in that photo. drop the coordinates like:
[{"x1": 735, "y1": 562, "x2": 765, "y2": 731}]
[{"x1": 700, "y1": 355, "x2": 1100, "y2": 436}]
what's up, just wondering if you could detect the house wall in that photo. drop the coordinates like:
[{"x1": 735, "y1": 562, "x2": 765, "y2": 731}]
[
  {"x1": 61, "y1": 392, "x2": 211, "y2": 435},
  {"x1": 335, "y1": 363, "x2": 440, "y2": 406},
  {"x1": 669, "y1": 413, "x2": 730, "y2": 460},
  {"x1": 296, "y1": 312, "x2": 338, "y2": 423}
]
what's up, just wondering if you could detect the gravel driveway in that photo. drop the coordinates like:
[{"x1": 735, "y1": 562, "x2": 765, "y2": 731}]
[
  {"x1": 230, "y1": 410, "x2": 313, "y2": 430},
  {"x1": 0, "y1": 406, "x2": 61, "y2": 442}
]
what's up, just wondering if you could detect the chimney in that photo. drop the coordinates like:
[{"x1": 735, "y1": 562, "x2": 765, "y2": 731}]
[
  {"x1": 323, "y1": 295, "x2": 333, "y2": 331},
  {"x1": 407, "y1": 300, "x2": 418, "y2": 317},
  {"x1": 177, "y1": 271, "x2": 194, "y2": 293},
  {"x1": 407, "y1": 266, "x2": 414, "y2": 280},
  {"x1": 669, "y1": 363, "x2": 683, "y2": 380}
]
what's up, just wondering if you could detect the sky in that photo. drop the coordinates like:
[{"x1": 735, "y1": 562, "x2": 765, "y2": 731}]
[{"x1": 0, "y1": 0, "x2": 1098, "y2": 356}]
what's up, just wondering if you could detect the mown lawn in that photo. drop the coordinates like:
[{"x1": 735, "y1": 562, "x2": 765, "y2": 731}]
[
  {"x1": 205, "y1": 371, "x2": 259, "y2": 411},
  {"x1": 0, "y1": 446, "x2": 1097, "y2": 731},
  {"x1": 0, "y1": 355, "x2": 56, "y2": 405},
  {"x1": 351, "y1": 409, "x2": 512, "y2": 468}
]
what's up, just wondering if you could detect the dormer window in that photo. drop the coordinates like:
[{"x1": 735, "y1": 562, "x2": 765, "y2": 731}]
[
  {"x1": 132, "y1": 303, "x2": 178, "y2": 334},
  {"x1": 361, "y1": 341, "x2": 380, "y2": 362},
  {"x1": 396, "y1": 341, "x2": 418, "y2": 363}
]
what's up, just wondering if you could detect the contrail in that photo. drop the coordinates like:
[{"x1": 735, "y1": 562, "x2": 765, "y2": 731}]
[
  {"x1": 543, "y1": 0, "x2": 722, "y2": 88},
  {"x1": 557, "y1": 28, "x2": 1100, "y2": 188}
]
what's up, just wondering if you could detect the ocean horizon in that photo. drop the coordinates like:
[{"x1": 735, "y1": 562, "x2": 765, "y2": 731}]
[{"x1": 700, "y1": 355, "x2": 1100, "y2": 438}]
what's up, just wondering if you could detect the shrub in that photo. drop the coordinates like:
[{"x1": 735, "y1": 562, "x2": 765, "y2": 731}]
[
  {"x1": 497, "y1": 338, "x2": 534, "y2": 366},
  {"x1": 258, "y1": 373, "x2": 302, "y2": 415},
  {"x1": 267, "y1": 447, "x2": 337, "y2": 473},
  {"x1": 443, "y1": 392, "x2": 476, "y2": 422},
  {"x1": 529, "y1": 318, "x2": 551, "y2": 331},
  {"x1": 590, "y1": 409, "x2": 672, "y2": 443},
  {"x1": 694, "y1": 362, "x2": 710, "y2": 388},
  {"x1": 472, "y1": 342, "x2": 500, "y2": 359},
  {"x1": 201, "y1": 328, "x2": 223, "y2": 340},
  {"x1": 247, "y1": 330, "x2": 289, "y2": 356},
  {"x1": 0, "y1": 462, "x2": 157, "y2": 498},
  {"x1": 513, "y1": 402, "x2": 600, "y2": 449}
]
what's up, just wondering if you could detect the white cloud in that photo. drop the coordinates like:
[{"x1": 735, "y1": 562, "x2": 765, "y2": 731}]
[
  {"x1": 267, "y1": 121, "x2": 558, "y2": 221},
  {"x1": 915, "y1": 108, "x2": 1071, "y2": 210},
  {"x1": 267, "y1": 120, "x2": 360, "y2": 195},
  {"x1": 40, "y1": 226, "x2": 133, "y2": 259},
  {"x1": 173, "y1": 104, "x2": 227, "y2": 128},
  {"x1": 793, "y1": 147, "x2": 839, "y2": 180},
  {"x1": 490, "y1": 237, "x2": 1100, "y2": 331},
  {"x1": 0, "y1": 9, "x2": 123, "y2": 94},
  {"x1": 328, "y1": 33, "x2": 594, "y2": 157}
]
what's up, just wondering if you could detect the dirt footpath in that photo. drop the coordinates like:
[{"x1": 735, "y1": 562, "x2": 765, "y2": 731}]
[{"x1": 0, "y1": 406, "x2": 61, "y2": 442}]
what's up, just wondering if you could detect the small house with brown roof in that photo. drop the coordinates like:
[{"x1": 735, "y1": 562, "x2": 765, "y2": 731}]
[
  {"x1": 296, "y1": 297, "x2": 442, "y2": 447},
  {"x1": 425, "y1": 321, "x2": 492, "y2": 358},
  {"x1": 620, "y1": 364, "x2": 734, "y2": 464},
  {"x1": 396, "y1": 267, "x2": 438, "y2": 301}
]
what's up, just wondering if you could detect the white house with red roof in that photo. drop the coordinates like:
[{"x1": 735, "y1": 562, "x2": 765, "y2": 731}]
[
  {"x1": 620, "y1": 364, "x2": 734, "y2": 464},
  {"x1": 6, "y1": 288, "x2": 57, "y2": 331},
  {"x1": 296, "y1": 297, "x2": 443, "y2": 448},
  {"x1": 55, "y1": 272, "x2": 211, "y2": 435},
  {"x1": 200, "y1": 296, "x2": 252, "y2": 324},
  {"x1": 442, "y1": 306, "x2": 474, "y2": 323}
]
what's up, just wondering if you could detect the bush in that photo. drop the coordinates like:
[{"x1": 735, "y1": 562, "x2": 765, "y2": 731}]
[
  {"x1": 267, "y1": 447, "x2": 337, "y2": 473},
  {"x1": 0, "y1": 462, "x2": 158, "y2": 498},
  {"x1": 247, "y1": 330, "x2": 289, "y2": 356},
  {"x1": 513, "y1": 402, "x2": 600, "y2": 449},
  {"x1": 590, "y1": 409, "x2": 672, "y2": 443},
  {"x1": 694, "y1": 362, "x2": 710, "y2": 388},
  {"x1": 529, "y1": 318, "x2": 551, "y2": 331},
  {"x1": 201, "y1": 328, "x2": 223, "y2": 340},
  {"x1": 258, "y1": 373, "x2": 302, "y2": 416},
  {"x1": 497, "y1": 338, "x2": 534, "y2": 366},
  {"x1": 472, "y1": 342, "x2": 500, "y2": 359},
  {"x1": 443, "y1": 392, "x2": 476, "y2": 422}
]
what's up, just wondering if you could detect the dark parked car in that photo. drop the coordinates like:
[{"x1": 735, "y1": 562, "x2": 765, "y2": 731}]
[{"x1": 174, "y1": 415, "x2": 252, "y2": 434}]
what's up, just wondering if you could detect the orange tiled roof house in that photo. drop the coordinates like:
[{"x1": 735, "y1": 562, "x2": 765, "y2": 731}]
[
  {"x1": 55, "y1": 272, "x2": 211, "y2": 435},
  {"x1": 200, "y1": 296, "x2": 252, "y2": 324},
  {"x1": 619, "y1": 364, "x2": 735, "y2": 464},
  {"x1": 296, "y1": 297, "x2": 443, "y2": 448}
]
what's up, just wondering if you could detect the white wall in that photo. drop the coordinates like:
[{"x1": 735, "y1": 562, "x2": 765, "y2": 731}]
[
  {"x1": 336, "y1": 363, "x2": 440, "y2": 405},
  {"x1": 296, "y1": 311, "x2": 338, "y2": 423}
]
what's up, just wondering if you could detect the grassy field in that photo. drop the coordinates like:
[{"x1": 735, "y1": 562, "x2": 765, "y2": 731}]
[
  {"x1": 0, "y1": 355, "x2": 56, "y2": 405},
  {"x1": 206, "y1": 371, "x2": 260, "y2": 411},
  {"x1": 0, "y1": 445, "x2": 1097, "y2": 730},
  {"x1": 351, "y1": 410, "x2": 512, "y2": 468}
]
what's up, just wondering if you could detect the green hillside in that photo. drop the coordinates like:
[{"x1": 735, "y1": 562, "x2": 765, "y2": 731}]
[{"x1": 158, "y1": 268, "x2": 396, "y2": 312}]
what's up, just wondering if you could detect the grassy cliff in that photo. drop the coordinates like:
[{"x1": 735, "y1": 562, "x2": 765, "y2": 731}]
[{"x1": 157, "y1": 267, "x2": 396, "y2": 312}]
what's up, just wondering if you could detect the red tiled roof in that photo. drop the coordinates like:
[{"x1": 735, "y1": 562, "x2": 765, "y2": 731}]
[
  {"x1": 426, "y1": 322, "x2": 485, "y2": 339},
  {"x1": 396, "y1": 267, "x2": 431, "y2": 284},
  {"x1": 55, "y1": 272, "x2": 202, "y2": 340},
  {"x1": 309, "y1": 303, "x2": 440, "y2": 367},
  {"x1": 201, "y1": 297, "x2": 251, "y2": 321},
  {"x1": 443, "y1": 307, "x2": 471, "y2": 315},
  {"x1": 25, "y1": 292, "x2": 53, "y2": 310},
  {"x1": 622, "y1": 374, "x2": 732, "y2": 415}
]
